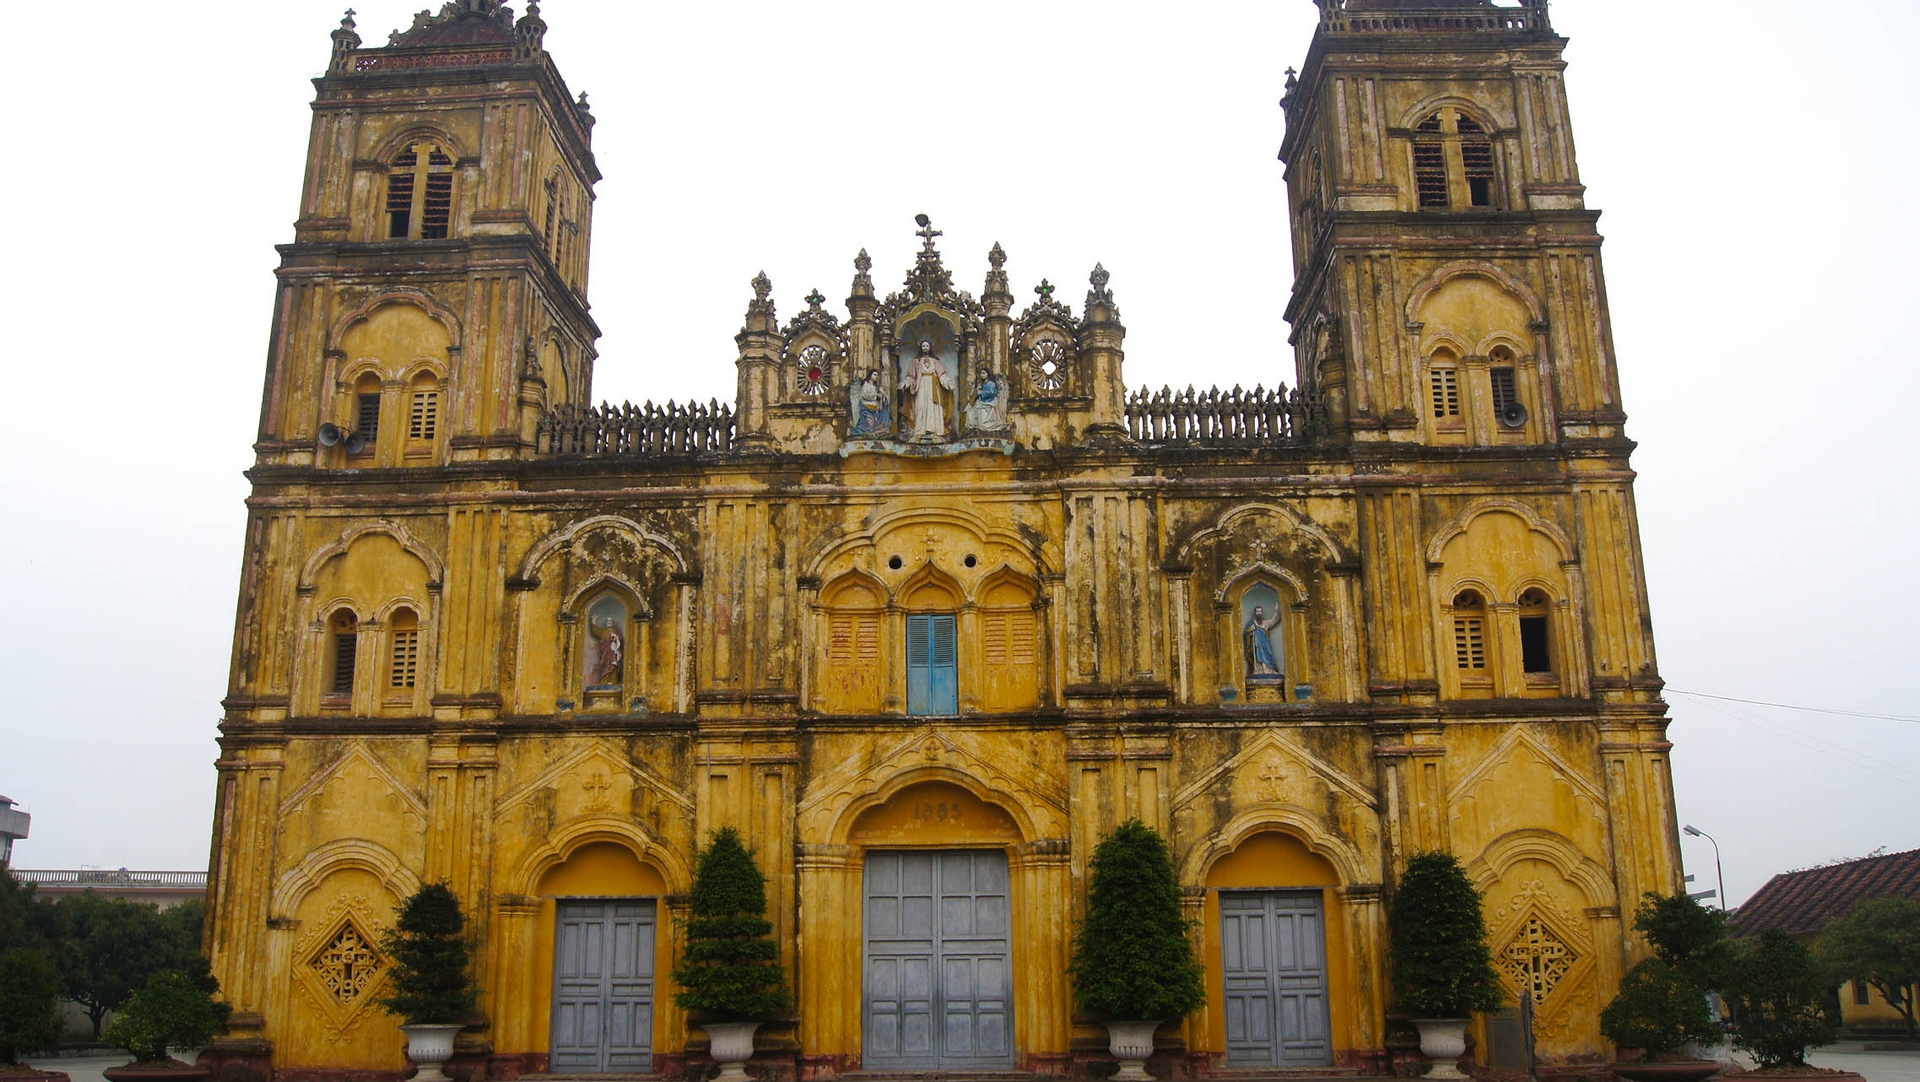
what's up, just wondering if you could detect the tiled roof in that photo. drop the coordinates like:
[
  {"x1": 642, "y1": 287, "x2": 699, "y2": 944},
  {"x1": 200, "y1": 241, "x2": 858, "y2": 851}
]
[{"x1": 1732, "y1": 847, "x2": 1920, "y2": 936}]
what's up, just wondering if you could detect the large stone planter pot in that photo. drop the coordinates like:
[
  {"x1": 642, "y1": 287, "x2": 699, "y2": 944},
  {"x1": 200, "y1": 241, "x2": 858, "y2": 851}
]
[
  {"x1": 1104, "y1": 1019, "x2": 1160, "y2": 1082},
  {"x1": 102, "y1": 1066, "x2": 211, "y2": 1082},
  {"x1": 1614, "y1": 1060, "x2": 1721, "y2": 1082},
  {"x1": 702, "y1": 1020, "x2": 761, "y2": 1082},
  {"x1": 1413, "y1": 1018, "x2": 1470, "y2": 1080},
  {"x1": 400, "y1": 1022, "x2": 465, "y2": 1082}
]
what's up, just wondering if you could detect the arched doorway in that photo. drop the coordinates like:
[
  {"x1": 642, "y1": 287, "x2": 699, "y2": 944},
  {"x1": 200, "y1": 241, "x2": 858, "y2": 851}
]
[
  {"x1": 849, "y1": 781, "x2": 1022, "y2": 1071},
  {"x1": 1202, "y1": 832, "x2": 1349, "y2": 1069},
  {"x1": 533, "y1": 841, "x2": 672, "y2": 1073}
]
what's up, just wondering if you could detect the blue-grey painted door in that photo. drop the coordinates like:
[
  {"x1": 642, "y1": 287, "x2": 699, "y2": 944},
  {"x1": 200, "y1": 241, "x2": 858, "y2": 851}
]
[
  {"x1": 907, "y1": 614, "x2": 959, "y2": 715},
  {"x1": 552, "y1": 899, "x2": 656, "y2": 1072},
  {"x1": 1220, "y1": 890, "x2": 1331, "y2": 1067},
  {"x1": 864, "y1": 850, "x2": 1013, "y2": 1070}
]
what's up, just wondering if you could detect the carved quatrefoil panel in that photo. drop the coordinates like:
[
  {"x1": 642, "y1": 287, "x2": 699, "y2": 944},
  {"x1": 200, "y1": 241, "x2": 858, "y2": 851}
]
[{"x1": 1496, "y1": 911, "x2": 1578, "y2": 1002}]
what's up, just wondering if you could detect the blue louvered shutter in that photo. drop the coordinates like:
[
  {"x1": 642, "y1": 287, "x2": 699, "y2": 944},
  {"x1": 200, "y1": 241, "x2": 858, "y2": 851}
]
[{"x1": 907, "y1": 613, "x2": 958, "y2": 715}]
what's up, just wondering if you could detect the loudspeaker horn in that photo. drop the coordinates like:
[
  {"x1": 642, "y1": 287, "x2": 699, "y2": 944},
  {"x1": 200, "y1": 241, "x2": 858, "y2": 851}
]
[
  {"x1": 317, "y1": 422, "x2": 344, "y2": 447},
  {"x1": 1498, "y1": 401, "x2": 1529, "y2": 428},
  {"x1": 343, "y1": 430, "x2": 369, "y2": 455}
]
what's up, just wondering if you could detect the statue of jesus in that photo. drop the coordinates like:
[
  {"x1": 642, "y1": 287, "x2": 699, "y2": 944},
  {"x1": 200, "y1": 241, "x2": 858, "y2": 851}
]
[{"x1": 907, "y1": 339, "x2": 954, "y2": 441}]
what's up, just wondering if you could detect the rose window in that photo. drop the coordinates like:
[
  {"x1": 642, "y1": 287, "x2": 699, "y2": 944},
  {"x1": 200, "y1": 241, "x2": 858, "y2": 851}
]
[
  {"x1": 1028, "y1": 338, "x2": 1066, "y2": 391},
  {"x1": 797, "y1": 345, "x2": 830, "y2": 396},
  {"x1": 309, "y1": 919, "x2": 384, "y2": 1007}
]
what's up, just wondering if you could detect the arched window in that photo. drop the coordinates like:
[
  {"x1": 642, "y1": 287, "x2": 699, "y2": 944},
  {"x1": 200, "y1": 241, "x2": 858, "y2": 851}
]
[
  {"x1": 385, "y1": 142, "x2": 455, "y2": 240},
  {"x1": 1411, "y1": 108, "x2": 1497, "y2": 210},
  {"x1": 1517, "y1": 588, "x2": 1553, "y2": 676},
  {"x1": 1428, "y1": 348, "x2": 1463, "y2": 426},
  {"x1": 351, "y1": 372, "x2": 382, "y2": 456},
  {"x1": 387, "y1": 608, "x2": 420, "y2": 693},
  {"x1": 405, "y1": 372, "x2": 440, "y2": 452},
  {"x1": 582, "y1": 594, "x2": 627, "y2": 690},
  {"x1": 903, "y1": 578, "x2": 961, "y2": 717},
  {"x1": 1488, "y1": 345, "x2": 1526, "y2": 430},
  {"x1": 1451, "y1": 590, "x2": 1488, "y2": 671},
  {"x1": 327, "y1": 609, "x2": 358, "y2": 699}
]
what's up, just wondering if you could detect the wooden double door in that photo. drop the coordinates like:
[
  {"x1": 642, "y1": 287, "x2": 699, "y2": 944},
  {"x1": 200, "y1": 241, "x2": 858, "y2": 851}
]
[
  {"x1": 551, "y1": 899, "x2": 657, "y2": 1072},
  {"x1": 863, "y1": 850, "x2": 1014, "y2": 1071},
  {"x1": 1220, "y1": 890, "x2": 1333, "y2": 1067}
]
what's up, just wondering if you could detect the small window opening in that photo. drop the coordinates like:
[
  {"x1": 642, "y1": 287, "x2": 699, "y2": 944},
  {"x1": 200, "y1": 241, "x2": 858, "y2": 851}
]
[
  {"x1": 389, "y1": 610, "x2": 419, "y2": 690},
  {"x1": 1518, "y1": 588, "x2": 1553, "y2": 675},
  {"x1": 386, "y1": 143, "x2": 455, "y2": 240},
  {"x1": 386, "y1": 153, "x2": 416, "y2": 238},
  {"x1": 1853, "y1": 979, "x2": 1871, "y2": 1006},
  {"x1": 543, "y1": 176, "x2": 559, "y2": 248},
  {"x1": 355, "y1": 392, "x2": 381, "y2": 449},
  {"x1": 1413, "y1": 141, "x2": 1449, "y2": 209},
  {"x1": 330, "y1": 612, "x2": 358, "y2": 695},
  {"x1": 1490, "y1": 367, "x2": 1518, "y2": 415},
  {"x1": 1463, "y1": 140, "x2": 1495, "y2": 207},
  {"x1": 1452, "y1": 590, "x2": 1486, "y2": 670},
  {"x1": 409, "y1": 390, "x2": 438, "y2": 441},
  {"x1": 1430, "y1": 366, "x2": 1460, "y2": 418}
]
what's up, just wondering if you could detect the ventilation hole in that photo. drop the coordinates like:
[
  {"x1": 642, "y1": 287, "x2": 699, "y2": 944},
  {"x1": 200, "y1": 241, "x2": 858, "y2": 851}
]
[
  {"x1": 964, "y1": 555, "x2": 977, "y2": 568},
  {"x1": 888, "y1": 555, "x2": 903, "y2": 570}
]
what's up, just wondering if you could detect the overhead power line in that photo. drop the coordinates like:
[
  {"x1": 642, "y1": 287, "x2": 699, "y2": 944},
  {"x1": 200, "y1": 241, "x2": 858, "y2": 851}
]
[{"x1": 1667, "y1": 687, "x2": 1920, "y2": 724}]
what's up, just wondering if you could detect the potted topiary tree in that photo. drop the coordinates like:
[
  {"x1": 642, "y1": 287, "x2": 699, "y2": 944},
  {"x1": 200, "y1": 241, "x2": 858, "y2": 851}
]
[
  {"x1": 1720, "y1": 930, "x2": 1856, "y2": 1081},
  {"x1": 1068, "y1": 820, "x2": 1206, "y2": 1082},
  {"x1": 1602, "y1": 892, "x2": 1732, "y2": 1082},
  {"x1": 672, "y1": 828, "x2": 792, "y2": 1082},
  {"x1": 0, "y1": 949, "x2": 67, "y2": 1082},
  {"x1": 376, "y1": 883, "x2": 480, "y2": 1082},
  {"x1": 100, "y1": 970, "x2": 231, "y2": 1082},
  {"x1": 1388, "y1": 852, "x2": 1504, "y2": 1080}
]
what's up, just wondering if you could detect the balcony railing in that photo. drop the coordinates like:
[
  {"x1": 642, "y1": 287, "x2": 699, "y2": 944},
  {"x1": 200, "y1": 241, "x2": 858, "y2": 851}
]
[
  {"x1": 1322, "y1": 5, "x2": 1549, "y2": 34},
  {"x1": 538, "y1": 401, "x2": 736, "y2": 456},
  {"x1": 1124, "y1": 385, "x2": 1323, "y2": 445}
]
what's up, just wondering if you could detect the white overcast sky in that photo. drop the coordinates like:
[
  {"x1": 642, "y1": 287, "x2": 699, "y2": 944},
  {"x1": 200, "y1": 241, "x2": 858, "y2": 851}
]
[{"x1": 1, "y1": 1, "x2": 1915, "y2": 909}]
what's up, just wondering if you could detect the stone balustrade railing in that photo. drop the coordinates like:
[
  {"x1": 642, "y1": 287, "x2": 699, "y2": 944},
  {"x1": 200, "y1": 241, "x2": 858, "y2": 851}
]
[
  {"x1": 1125, "y1": 384, "x2": 1320, "y2": 445},
  {"x1": 1322, "y1": 7, "x2": 1548, "y2": 33},
  {"x1": 538, "y1": 401, "x2": 736, "y2": 456}
]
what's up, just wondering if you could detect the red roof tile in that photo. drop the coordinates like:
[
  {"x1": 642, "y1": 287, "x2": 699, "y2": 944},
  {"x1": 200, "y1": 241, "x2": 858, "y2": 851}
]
[{"x1": 1732, "y1": 847, "x2": 1920, "y2": 936}]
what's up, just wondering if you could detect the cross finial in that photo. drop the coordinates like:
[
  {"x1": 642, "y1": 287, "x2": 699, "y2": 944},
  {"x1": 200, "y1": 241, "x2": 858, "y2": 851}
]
[
  {"x1": 805, "y1": 288, "x2": 825, "y2": 309},
  {"x1": 913, "y1": 212, "x2": 943, "y2": 249},
  {"x1": 342, "y1": 8, "x2": 356, "y2": 26},
  {"x1": 1036, "y1": 280, "x2": 1055, "y2": 298}
]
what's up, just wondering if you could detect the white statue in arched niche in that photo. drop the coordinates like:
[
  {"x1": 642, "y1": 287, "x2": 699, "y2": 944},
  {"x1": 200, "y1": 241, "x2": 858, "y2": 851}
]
[
  {"x1": 1241, "y1": 582, "x2": 1284, "y2": 688},
  {"x1": 584, "y1": 594, "x2": 626, "y2": 688},
  {"x1": 906, "y1": 339, "x2": 955, "y2": 441}
]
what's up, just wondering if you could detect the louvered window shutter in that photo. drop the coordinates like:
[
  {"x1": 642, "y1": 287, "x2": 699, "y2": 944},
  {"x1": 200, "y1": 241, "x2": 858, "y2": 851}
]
[{"x1": 907, "y1": 613, "x2": 958, "y2": 715}]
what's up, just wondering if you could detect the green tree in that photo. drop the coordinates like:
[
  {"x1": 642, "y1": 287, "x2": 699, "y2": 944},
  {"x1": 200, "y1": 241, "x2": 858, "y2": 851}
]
[
  {"x1": 1722, "y1": 930, "x2": 1837, "y2": 1068},
  {"x1": 672, "y1": 827, "x2": 792, "y2": 1022},
  {"x1": 0, "y1": 949, "x2": 64, "y2": 1064},
  {"x1": 377, "y1": 883, "x2": 479, "y2": 1024},
  {"x1": 0, "y1": 863, "x2": 53, "y2": 957},
  {"x1": 50, "y1": 893, "x2": 206, "y2": 1039},
  {"x1": 1067, "y1": 819, "x2": 1206, "y2": 1021},
  {"x1": 102, "y1": 970, "x2": 230, "y2": 1064},
  {"x1": 1818, "y1": 896, "x2": 1920, "y2": 1037},
  {"x1": 1633, "y1": 891, "x2": 1733, "y2": 991},
  {"x1": 1599, "y1": 957, "x2": 1720, "y2": 1056},
  {"x1": 1388, "y1": 851, "x2": 1505, "y2": 1017}
]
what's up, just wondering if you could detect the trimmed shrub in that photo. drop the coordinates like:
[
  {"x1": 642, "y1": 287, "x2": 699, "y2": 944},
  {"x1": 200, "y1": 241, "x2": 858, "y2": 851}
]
[
  {"x1": 672, "y1": 827, "x2": 792, "y2": 1022},
  {"x1": 1068, "y1": 819, "x2": 1206, "y2": 1022},
  {"x1": 1599, "y1": 957, "x2": 1719, "y2": 1056},
  {"x1": 377, "y1": 883, "x2": 479, "y2": 1025},
  {"x1": 1721, "y1": 930, "x2": 1837, "y2": 1069},
  {"x1": 1388, "y1": 851, "x2": 1504, "y2": 1017},
  {"x1": 102, "y1": 969, "x2": 231, "y2": 1064},
  {"x1": 0, "y1": 949, "x2": 63, "y2": 1064}
]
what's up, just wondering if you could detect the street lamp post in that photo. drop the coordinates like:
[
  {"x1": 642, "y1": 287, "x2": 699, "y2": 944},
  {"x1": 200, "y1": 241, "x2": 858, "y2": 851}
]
[{"x1": 1683, "y1": 824, "x2": 1726, "y2": 911}]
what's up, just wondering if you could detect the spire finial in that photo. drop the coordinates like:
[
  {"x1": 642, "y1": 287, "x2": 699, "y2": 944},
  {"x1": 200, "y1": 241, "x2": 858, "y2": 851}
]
[{"x1": 913, "y1": 213, "x2": 943, "y2": 249}]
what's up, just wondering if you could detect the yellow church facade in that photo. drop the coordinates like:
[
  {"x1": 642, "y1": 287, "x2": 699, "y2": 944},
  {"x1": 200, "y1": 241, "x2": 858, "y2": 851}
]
[{"x1": 201, "y1": 2, "x2": 1680, "y2": 1079}]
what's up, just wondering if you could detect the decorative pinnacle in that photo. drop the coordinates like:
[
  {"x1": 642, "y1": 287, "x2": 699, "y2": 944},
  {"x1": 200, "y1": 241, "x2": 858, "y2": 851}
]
[
  {"x1": 805, "y1": 289, "x2": 825, "y2": 308},
  {"x1": 854, "y1": 249, "x2": 872, "y2": 274},
  {"x1": 1090, "y1": 263, "x2": 1110, "y2": 290},
  {"x1": 988, "y1": 241, "x2": 1006, "y2": 269},
  {"x1": 751, "y1": 271, "x2": 772, "y2": 301},
  {"x1": 341, "y1": 9, "x2": 356, "y2": 29}
]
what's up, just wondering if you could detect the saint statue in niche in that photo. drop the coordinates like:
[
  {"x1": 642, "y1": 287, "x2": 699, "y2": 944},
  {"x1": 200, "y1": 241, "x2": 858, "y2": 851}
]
[
  {"x1": 1241, "y1": 582, "x2": 1284, "y2": 685},
  {"x1": 964, "y1": 363, "x2": 1011, "y2": 434},
  {"x1": 585, "y1": 598, "x2": 625, "y2": 687},
  {"x1": 907, "y1": 339, "x2": 955, "y2": 441},
  {"x1": 850, "y1": 368, "x2": 891, "y2": 436}
]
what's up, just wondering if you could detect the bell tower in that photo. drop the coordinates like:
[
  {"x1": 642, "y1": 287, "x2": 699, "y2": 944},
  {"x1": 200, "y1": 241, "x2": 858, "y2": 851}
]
[
  {"x1": 1280, "y1": 0, "x2": 1619, "y2": 449},
  {"x1": 257, "y1": 1, "x2": 600, "y2": 470}
]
